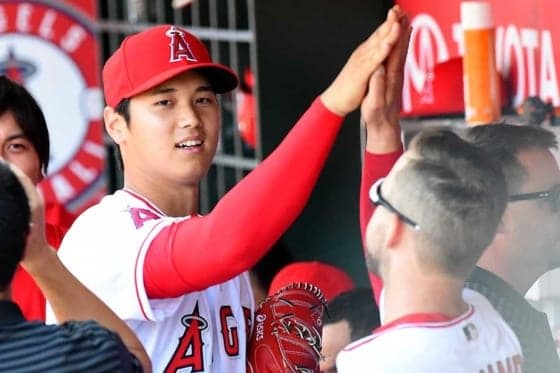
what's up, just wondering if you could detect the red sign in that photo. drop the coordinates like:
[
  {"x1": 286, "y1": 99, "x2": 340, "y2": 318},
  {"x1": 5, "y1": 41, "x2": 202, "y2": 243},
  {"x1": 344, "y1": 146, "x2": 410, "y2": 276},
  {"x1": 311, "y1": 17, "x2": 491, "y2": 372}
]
[
  {"x1": 397, "y1": 0, "x2": 560, "y2": 116},
  {"x1": 0, "y1": 0, "x2": 104, "y2": 214}
]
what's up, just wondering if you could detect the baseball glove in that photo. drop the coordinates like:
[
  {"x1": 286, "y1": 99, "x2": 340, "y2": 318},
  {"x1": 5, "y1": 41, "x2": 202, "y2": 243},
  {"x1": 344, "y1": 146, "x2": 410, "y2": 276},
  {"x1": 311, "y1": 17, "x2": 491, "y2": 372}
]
[{"x1": 247, "y1": 282, "x2": 327, "y2": 373}]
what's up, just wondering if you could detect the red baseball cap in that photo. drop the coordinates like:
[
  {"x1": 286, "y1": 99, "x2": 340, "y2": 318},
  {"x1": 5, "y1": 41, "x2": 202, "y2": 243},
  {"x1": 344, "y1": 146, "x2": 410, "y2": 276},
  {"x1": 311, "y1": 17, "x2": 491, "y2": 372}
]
[
  {"x1": 268, "y1": 261, "x2": 355, "y2": 301},
  {"x1": 102, "y1": 24, "x2": 238, "y2": 108}
]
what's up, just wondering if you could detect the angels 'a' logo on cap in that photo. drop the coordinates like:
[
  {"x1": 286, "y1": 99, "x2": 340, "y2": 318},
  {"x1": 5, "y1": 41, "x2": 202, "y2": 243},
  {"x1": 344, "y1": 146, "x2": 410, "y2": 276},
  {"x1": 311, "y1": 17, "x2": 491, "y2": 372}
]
[{"x1": 166, "y1": 26, "x2": 197, "y2": 63}]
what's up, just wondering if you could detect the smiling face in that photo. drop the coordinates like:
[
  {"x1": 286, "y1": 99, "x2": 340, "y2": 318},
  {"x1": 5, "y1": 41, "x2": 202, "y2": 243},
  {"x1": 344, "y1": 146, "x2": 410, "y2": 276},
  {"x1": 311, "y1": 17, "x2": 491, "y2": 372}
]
[
  {"x1": 110, "y1": 70, "x2": 220, "y2": 189},
  {"x1": 0, "y1": 110, "x2": 42, "y2": 185}
]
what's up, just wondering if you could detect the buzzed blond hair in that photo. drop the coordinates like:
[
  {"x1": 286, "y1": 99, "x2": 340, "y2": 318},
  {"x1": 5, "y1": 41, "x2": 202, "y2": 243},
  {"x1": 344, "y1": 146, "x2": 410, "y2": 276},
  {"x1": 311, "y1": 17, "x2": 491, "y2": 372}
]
[{"x1": 386, "y1": 129, "x2": 507, "y2": 277}]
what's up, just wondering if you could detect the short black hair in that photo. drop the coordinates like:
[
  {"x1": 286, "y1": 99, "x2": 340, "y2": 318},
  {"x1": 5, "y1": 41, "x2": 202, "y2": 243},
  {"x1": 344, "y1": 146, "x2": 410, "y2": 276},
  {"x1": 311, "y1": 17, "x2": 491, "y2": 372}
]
[
  {"x1": 115, "y1": 98, "x2": 131, "y2": 124},
  {"x1": 110, "y1": 98, "x2": 131, "y2": 174},
  {"x1": 324, "y1": 288, "x2": 381, "y2": 341},
  {"x1": 464, "y1": 124, "x2": 558, "y2": 193},
  {"x1": 0, "y1": 162, "x2": 30, "y2": 291},
  {"x1": 0, "y1": 76, "x2": 50, "y2": 175}
]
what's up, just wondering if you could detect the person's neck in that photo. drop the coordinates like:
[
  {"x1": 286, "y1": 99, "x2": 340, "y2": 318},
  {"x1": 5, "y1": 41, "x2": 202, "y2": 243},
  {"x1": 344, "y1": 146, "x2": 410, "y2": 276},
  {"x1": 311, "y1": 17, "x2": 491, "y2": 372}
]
[
  {"x1": 383, "y1": 269, "x2": 468, "y2": 325},
  {"x1": 124, "y1": 177, "x2": 199, "y2": 217},
  {"x1": 477, "y1": 252, "x2": 540, "y2": 295}
]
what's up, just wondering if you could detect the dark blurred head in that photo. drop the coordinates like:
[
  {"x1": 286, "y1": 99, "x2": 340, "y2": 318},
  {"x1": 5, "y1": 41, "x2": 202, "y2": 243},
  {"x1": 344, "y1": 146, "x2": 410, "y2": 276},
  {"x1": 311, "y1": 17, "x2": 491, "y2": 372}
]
[
  {"x1": 0, "y1": 162, "x2": 30, "y2": 291},
  {"x1": 320, "y1": 288, "x2": 380, "y2": 373}
]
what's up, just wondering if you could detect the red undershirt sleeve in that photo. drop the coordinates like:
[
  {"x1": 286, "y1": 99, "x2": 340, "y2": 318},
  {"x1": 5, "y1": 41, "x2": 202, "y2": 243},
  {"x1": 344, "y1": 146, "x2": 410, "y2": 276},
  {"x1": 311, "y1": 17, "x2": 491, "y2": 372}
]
[
  {"x1": 360, "y1": 149, "x2": 403, "y2": 304},
  {"x1": 144, "y1": 97, "x2": 344, "y2": 298}
]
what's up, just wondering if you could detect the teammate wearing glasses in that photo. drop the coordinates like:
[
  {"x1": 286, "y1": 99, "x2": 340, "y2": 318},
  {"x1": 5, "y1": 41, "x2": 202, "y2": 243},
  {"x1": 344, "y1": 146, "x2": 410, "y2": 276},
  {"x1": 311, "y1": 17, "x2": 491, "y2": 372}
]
[
  {"x1": 337, "y1": 129, "x2": 522, "y2": 372},
  {"x1": 463, "y1": 125, "x2": 560, "y2": 373}
]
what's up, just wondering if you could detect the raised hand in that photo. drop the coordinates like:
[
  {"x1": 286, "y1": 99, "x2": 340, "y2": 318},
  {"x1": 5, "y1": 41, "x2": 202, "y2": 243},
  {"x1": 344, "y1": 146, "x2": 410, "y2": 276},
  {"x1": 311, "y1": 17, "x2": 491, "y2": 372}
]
[
  {"x1": 321, "y1": 5, "x2": 406, "y2": 117},
  {"x1": 361, "y1": 13, "x2": 411, "y2": 153}
]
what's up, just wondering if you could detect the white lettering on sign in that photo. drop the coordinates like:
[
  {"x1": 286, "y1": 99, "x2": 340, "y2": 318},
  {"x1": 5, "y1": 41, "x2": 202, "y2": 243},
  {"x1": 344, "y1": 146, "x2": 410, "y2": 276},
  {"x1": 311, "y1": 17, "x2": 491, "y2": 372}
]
[
  {"x1": 403, "y1": 13, "x2": 450, "y2": 112},
  {"x1": 521, "y1": 28, "x2": 539, "y2": 96},
  {"x1": 539, "y1": 30, "x2": 559, "y2": 106},
  {"x1": 403, "y1": 13, "x2": 560, "y2": 113},
  {"x1": 84, "y1": 140, "x2": 105, "y2": 159},
  {"x1": 498, "y1": 25, "x2": 525, "y2": 106},
  {"x1": 60, "y1": 25, "x2": 86, "y2": 53},
  {"x1": 16, "y1": 3, "x2": 32, "y2": 32},
  {"x1": 0, "y1": 6, "x2": 7, "y2": 33},
  {"x1": 51, "y1": 174, "x2": 75, "y2": 202},
  {"x1": 70, "y1": 160, "x2": 96, "y2": 183},
  {"x1": 39, "y1": 10, "x2": 57, "y2": 40}
]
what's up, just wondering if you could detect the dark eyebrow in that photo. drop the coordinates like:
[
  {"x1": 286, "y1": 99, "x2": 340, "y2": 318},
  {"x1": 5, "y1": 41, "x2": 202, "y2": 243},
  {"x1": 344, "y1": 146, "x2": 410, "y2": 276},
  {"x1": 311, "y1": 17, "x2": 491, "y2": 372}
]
[
  {"x1": 195, "y1": 85, "x2": 214, "y2": 93},
  {"x1": 150, "y1": 85, "x2": 214, "y2": 95},
  {"x1": 5, "y1": 133, "x2": 27, "y2": 142},
  {"x1": 150, "y1": 87, "x2": 176, "y2": 95}
]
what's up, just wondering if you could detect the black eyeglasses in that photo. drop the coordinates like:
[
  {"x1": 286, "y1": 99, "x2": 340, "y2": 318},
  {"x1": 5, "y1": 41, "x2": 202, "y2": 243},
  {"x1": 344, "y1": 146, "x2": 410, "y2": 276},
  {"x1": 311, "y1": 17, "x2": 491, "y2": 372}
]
[
  {"x1": 508, "y1": 184, "x2": 560, "y2": 211},
  {"x1": 369, "y1": 178, "x2": 420, "y2": 230}
]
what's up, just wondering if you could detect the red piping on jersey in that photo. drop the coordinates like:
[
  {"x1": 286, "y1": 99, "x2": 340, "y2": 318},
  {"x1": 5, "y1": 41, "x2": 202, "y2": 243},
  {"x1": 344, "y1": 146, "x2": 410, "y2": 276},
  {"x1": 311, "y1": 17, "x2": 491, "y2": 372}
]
[
  {"x1": 344, "y1": 306, "x2": 475, "y2": 352},
  {"x1": 143, "y1": 97, "x2": 344, "y2": 298},
  {"x1": 134, "y1": 220, "x2": 167, "y2": 320},
  {"x1": 124, "y1": 189, "x2": 166, "y2": 217},
  {"x1": 360, "y1": 149, "x2": 403, "y2": 304}
]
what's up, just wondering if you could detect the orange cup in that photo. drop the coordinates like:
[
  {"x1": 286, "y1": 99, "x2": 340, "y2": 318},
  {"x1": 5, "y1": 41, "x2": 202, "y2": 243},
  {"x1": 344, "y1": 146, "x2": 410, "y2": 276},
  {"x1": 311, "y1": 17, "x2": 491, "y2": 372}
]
[{"x1": 461, "y1": 2, "x2": 501, "y2": 125}]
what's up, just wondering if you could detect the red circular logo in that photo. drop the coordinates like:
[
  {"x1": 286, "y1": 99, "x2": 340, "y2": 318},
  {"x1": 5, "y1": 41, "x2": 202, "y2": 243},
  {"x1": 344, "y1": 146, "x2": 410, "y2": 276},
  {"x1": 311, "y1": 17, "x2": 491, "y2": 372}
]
[{"x1": 0, "y1": 1, "x2": 104, "y2": 211}]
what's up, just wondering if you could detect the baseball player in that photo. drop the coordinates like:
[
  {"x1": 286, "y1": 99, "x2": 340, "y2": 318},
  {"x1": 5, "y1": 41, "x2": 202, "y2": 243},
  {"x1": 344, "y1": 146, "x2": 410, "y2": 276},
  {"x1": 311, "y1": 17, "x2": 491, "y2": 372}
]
[
  {"x1": 337, "y1": 129, "x2": 523, "y2": 371},
  {"x1": 46, "y1": 6, "x2": 409, "y2": 372}
]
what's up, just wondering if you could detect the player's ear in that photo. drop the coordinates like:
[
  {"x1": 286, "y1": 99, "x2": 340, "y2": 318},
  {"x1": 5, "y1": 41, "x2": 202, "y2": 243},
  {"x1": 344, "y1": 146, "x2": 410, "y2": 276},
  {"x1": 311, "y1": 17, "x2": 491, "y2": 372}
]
[
  {"x1": 104, "y1": 106, "x2": 127, "y2": 145},
  {"x1": 384, "y1": 213, "x2": 405, "y2": 250}
]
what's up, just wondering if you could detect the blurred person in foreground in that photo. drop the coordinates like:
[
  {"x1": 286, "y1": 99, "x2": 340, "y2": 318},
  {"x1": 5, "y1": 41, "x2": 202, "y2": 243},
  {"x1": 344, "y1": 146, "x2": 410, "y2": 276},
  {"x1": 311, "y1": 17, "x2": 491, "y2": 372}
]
[{"x1": 0, "y1": 161, "x2": 150, "y2": 372}]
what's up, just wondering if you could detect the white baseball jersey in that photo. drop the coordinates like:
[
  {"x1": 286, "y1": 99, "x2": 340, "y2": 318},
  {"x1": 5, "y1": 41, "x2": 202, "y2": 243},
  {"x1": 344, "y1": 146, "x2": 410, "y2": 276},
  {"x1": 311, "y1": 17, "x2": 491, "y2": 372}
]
[
  {"x1": 46, "y1": 189, "x2": 254, "y2": 373},
  {"x1": 337, "y1": 288, "x2": 523, "y2": 373}
]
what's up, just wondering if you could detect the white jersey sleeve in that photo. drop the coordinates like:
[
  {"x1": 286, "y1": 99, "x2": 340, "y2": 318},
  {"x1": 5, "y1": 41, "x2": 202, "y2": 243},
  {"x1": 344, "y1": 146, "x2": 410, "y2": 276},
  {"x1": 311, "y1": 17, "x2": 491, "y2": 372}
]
[{"x1": 46, "y1": 190, "x2": 184, "y2": 323}]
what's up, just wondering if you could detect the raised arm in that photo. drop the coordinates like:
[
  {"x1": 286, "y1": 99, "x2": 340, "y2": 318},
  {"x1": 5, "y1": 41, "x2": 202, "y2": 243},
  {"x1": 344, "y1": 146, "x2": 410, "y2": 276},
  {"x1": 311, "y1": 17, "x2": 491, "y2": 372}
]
[
  {"x1": 144, "y1": 5, "x2": 406, "y2": 298},
  {"x1": 11, "y1": 165, "x2": 152, "y2": 373},
  {"x1": 359, "y1": 13, "x2": 411, "y2": 302}
]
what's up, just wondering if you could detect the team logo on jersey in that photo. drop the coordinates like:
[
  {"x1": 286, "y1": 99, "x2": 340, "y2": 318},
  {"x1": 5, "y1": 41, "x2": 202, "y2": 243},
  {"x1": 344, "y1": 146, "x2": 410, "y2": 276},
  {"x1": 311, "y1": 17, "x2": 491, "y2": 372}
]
[
  {"x1": 166, "y1": 26, "x2": 197, "y2": 63},
  {"x1": 462, "y1": 322, "x2": 479, "y2": 341},
  {"x1": 0, "y1": 2, "x2": 104, "y2": 213},
  {"x1": 129, "y1": 207, "x2": 160, "y2": 229},
  {"x1": 165, "y1": 302, "x2": 208, "y2": 372}
]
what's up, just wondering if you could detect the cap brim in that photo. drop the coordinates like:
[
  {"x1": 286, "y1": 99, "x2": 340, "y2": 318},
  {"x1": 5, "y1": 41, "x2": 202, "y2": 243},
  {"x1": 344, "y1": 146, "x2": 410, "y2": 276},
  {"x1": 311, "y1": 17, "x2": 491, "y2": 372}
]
[
  {"x1": 124, "y1": 62, "x2": 239, "y2": 101},
  {"x1": 194, "y1": 65, "x2": 239, "y2": 94}
]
